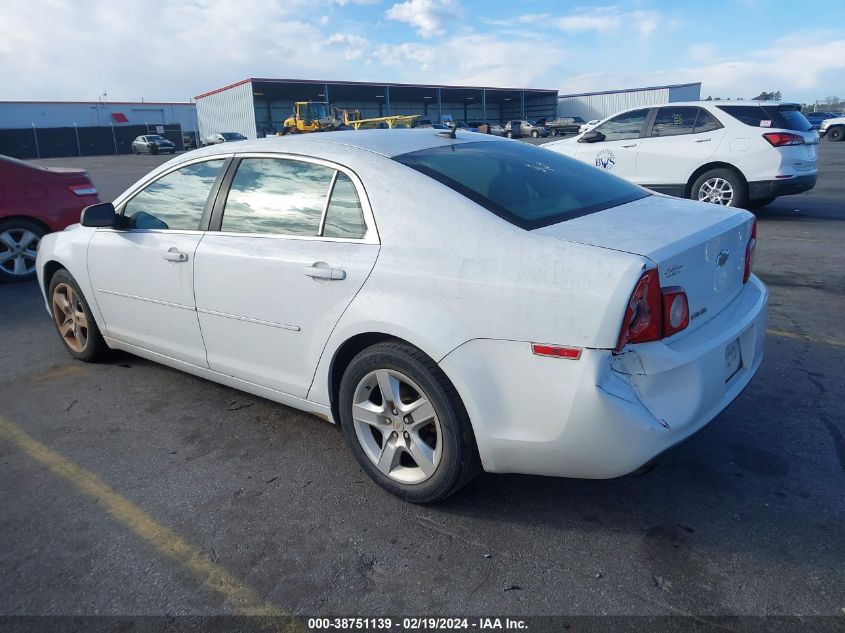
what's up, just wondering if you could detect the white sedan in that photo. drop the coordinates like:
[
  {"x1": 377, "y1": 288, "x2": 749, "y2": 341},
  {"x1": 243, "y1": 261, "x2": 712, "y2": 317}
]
[{"x1": 36, "y1": 130, "x2": 767, "y2": 502}]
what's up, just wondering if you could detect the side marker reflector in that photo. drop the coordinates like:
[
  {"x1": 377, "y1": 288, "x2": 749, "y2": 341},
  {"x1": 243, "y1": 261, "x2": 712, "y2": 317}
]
[{"x1": 531, "y1": 344, "x2": 582, "y2": 360}]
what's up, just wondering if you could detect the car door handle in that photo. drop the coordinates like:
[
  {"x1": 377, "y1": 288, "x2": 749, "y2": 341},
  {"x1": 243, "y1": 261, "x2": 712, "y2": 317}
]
[
  {"x1": 621, "y1": 143, "x2": 638, "y2": 148},
  {"x1": 163, "y1": 249, "x2": 189, "y2": 263},
  {"x1": 694, "y1": 138, "x2": 712, "y2": 143},
  {"x1": 303, "y1": 264, "x2": 346, "y2": 280}
]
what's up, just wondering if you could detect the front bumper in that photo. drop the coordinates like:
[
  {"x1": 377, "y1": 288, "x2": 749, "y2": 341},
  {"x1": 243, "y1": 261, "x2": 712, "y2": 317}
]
[
  {"x1": 439, "y1": 275, "x2": 768, "y2": 478},
  {"x1": 749, "y1": 174, "x2": 817, "y2": 199}
]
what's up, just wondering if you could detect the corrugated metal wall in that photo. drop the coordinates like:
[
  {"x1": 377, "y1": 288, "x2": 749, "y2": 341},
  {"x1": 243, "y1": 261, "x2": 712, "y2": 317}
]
[
  {"x1": 0, "y1": 102, "x2": 198, "y2": 131},
  {"x1": 557, "y1": 88, "x2": 670, "y2": 121},
  {"x1": 196, "y1": 81, "x2": 257, "y2": 140}
]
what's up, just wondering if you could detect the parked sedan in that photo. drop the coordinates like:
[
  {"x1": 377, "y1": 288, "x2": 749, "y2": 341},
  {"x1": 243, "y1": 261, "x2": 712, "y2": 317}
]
[
  {"x1": 0, "y1": 155, "x2": 99, "y2": 281},
  {"x1": 131, "y1": 135, "x2": 176, "y2": 155},
  {"x1": 203, "y1": 132, "x2": 248, "y2": 145},
  {"x1": 36, "y1": 130, "x2": 767, "y2": 502}
]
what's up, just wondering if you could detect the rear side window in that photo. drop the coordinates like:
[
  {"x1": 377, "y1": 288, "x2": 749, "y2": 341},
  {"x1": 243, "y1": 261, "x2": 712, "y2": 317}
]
[
  {"x1": 717, "y1": 105, "x2": 812, "y2": 131},
  {"x1": 123, "y1": 159, "x2": 225, "y2": 230},
  {"x1": 394, "y1": 141, "x2": 648, "y2": 230},
  {"x1": 322, "y1": 173, "x2": 366, "y2": 239},
  {"x1": 693, "y1": 109, "x2": 722, "y2": 133},
  {"x1": 650, "y1": 107, "x2": 698, "y2": 137},
  {"x1": 221, "y1": 158, "x2": 334, "y2": 236}
]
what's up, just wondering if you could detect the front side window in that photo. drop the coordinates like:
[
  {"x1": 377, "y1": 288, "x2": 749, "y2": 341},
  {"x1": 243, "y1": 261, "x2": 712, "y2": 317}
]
[
  {"x1": 650, "y1": 107, "x2": 697, "y2": 137},
  {"x1": 122, "y1": 159, "x2": 225, "y2": 230},
  {"x1": 593, "y1": 109, "x2": 650, "y2": 141},
  {"x1": 221, "y1": 158, "x2": 334, "y2": 236},
  {"x1": 394, "y1": 141, "x2": 648, "y2": 230}
]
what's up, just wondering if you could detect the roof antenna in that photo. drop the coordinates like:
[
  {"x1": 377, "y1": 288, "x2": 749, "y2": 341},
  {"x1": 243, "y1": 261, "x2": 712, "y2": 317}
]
[{"x1": 437, "y1": 121, "x2": 457, "y2": 140}]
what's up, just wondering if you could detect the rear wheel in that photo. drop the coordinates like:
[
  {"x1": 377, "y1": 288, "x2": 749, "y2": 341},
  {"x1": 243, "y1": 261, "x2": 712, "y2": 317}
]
[
  {"x1": 338, "y1": 341, "x2": 480, "y2": 503},
  {"x1": 531, "y1": 129, "x2": 539, "y2": 138},
  {"x1": 0, "y1": 218, "x2": 44, "y2": 282},
  {"x1": 48, "y1": 269, "x2": 109, "y2": 362},
  {"x1": 828, "y1": 126, "x2": 844, "y2": 142},
  {"x1": 690, "y1": 168, "x2": 748, "y2": 208},
  {"x1": 506, "y1": 131, "x2": 513, "y2": 139}
]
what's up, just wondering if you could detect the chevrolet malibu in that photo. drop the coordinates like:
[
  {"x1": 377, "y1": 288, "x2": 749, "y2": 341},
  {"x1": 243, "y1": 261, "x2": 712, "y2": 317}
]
[{"x1": 35, "y1": 130, "x2": 767, "y2": 502}]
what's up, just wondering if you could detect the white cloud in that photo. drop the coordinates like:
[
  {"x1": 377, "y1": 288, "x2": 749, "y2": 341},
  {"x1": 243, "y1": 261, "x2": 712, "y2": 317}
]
[
  {"x1": 687, "y1": 42, "x2": 717, "y2": 63},
  {"x1": 328, "y1": 33, "x2": 369, "y2": 61},
  {"x1": 372, "y1": 42, "x2": 437, "y2": 69},
  {"x1": 556, "y1": 6, "x2": 664, "y2": 39},
  {"x1": 385, "y1": 0, "x2": 460, "y2": 38}
]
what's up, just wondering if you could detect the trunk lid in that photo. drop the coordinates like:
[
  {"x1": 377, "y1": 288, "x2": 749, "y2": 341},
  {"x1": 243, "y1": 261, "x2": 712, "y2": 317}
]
[{"x1": 534, "y1": 195, "x2": 755, "y2": 335}]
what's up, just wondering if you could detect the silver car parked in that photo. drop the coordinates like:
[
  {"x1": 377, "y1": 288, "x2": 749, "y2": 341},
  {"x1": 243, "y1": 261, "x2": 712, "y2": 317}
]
[{"x1": 131, "y1": 135, "x2": 176, "y2": 155}]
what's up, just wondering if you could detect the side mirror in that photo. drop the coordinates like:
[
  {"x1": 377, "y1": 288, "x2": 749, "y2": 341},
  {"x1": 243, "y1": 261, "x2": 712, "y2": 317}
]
[
  {"x1": 579, "y1": 130, "x2": 605, "y2": 143},
  {"x1": 80, "y1": 202, "x2": 117, "y2": 227}
]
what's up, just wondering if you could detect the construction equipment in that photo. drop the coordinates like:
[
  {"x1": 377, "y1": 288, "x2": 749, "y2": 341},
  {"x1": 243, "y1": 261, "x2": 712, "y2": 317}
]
[{"x1": 281, "y1": 101, "x2": 419, "y2": 134}]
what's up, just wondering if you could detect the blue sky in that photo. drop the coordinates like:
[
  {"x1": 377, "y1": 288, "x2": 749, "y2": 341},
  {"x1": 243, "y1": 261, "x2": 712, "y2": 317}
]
[{"x1": 2, "y1": 0, "x2": 843, "y2": 103}]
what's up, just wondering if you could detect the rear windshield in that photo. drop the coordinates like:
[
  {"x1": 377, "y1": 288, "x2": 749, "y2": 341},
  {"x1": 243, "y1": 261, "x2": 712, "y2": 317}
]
[
  {"x1": 394, "y1": 141, "x2": 648, "y2": 230},
  {"x1": 717, "y1": 104, "x2": 812, "y2": 132}
]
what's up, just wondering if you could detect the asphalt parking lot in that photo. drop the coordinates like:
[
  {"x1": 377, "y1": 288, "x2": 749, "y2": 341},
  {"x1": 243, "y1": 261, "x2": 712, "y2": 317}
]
[{"x1": 1, "y1": 141, "x2": 844, "y2": 625}]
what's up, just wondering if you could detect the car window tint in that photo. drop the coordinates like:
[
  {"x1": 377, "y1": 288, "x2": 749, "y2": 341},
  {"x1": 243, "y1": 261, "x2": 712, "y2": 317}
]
[
  {"x1": 123, "y1": 159, "x2": 224, "y2": 230},
  {"x1": 322, "y1": 173, "x2": 366, "y2": 239},
  {"x1": 221, "y1": 158, "x2": 334, "y2": 236},
  {"x1": 693, "y1": 108, "x2": 722, "y2": 133},
  {"x1": 394, "y1": 141, "x2": 648, "y2": 230},
  {"x1": 594, "y1": 109, "x2": 649, "y2": 141},
  {"x1": 650, "y1": 107, "x2": 697, "y2": 137},
  {"x1": 716, "y1": 105, "x2": 771, "y2": 127}
]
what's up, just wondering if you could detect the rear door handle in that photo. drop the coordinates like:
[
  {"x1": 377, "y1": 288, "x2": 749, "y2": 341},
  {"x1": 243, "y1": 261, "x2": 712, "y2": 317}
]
[
  {"x1": 303, "y1": 264, "x2": 346, "y2": 280},
  {"x1": 163, "y1": 249, "x2": 189, "y2": 263},
  {"x1": 694, "y1": 138, "x2": 712, "y2": 143},
  {"x1": 621, "y1": 143, "x2": 638, "y2": 148}
]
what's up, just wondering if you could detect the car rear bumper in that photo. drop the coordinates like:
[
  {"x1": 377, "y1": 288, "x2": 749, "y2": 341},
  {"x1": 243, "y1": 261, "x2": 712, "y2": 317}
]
[
  {"x1": 439, "y1": 275, "x2": 768, "y2": 478},
  {"x1": 749, "y1": 174, "x2": 817, "y2": 199}
]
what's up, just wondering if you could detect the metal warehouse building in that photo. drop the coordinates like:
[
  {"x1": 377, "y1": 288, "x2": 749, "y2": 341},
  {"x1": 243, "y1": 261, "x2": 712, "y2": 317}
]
[
  {"x1": 0, "y1": 100, "x2": 199, "y2": 159},
  {"x1": 557, "y1": 82, "x2": 702, "y2": 121},
  {"x1": 195, "y1": 78, "x2": 559, "y2": 139}
]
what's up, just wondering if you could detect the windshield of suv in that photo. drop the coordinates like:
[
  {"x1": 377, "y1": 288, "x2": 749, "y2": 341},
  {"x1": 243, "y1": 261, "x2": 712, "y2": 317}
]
[{"x1": 394, "y1": 141, "x2": 648, "y2": 230}]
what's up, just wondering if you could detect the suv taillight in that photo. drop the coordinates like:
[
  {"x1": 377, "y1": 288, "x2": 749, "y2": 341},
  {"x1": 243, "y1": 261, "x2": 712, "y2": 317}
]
[
  {"x1": 615, "y1": 269, "x2": 690, "y2": 352},
  {"x1": 743, "y1": 219, "x2": 757, "y2": 283},
  {"x1": 763, "y1": 132, "x2": 804, "y2": 147}
]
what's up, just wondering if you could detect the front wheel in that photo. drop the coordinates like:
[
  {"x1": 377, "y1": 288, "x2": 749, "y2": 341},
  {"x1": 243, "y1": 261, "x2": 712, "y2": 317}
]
[
  {"x1": 690, "y1": 168, "x2": 748, "y2": 208},
  {"x1": 505, "y1": 131, "x2": 513, "y2": 139},
  {"x1": 828, "y1": 126, "x2": 844, "y2": 142},
  {"x1": 338, "y1": 341, "x2": 480, "y2": 503},
  {"x1": 0, "y1": 218, "x2": 44, "y2": 282},
  {"x1": 48, "y1": 269, "x2": 110, "y2": 362}
]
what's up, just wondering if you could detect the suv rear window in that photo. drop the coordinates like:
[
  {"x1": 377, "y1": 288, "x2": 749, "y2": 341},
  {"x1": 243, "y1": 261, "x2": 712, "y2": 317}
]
[
  {"x1": 394, "y1": 141, "x2": 648, "y2": 230},
  {"x1": 716, "y1": 104, "x2": 812, "y2": 131}
]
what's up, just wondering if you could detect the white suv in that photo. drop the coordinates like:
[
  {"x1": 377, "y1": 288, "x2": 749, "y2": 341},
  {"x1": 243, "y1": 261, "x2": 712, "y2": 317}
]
[{"x1": 545, "y1": 101, "x2": 819, "y2": 208}]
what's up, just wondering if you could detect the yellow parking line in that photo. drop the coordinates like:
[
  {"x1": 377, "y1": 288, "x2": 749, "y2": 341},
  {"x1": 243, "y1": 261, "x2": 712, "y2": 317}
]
[
  {"x1": 767, "y1": 329, "x2": 845, "y2": 348},
  {"x1": 0, "y1": 416, "x2": 297, "y2": 627}
]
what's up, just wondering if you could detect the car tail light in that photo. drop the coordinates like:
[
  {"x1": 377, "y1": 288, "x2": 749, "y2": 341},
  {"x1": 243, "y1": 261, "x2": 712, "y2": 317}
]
[
  {"x1": 763, "y1": 132, "x2": 804, "y2": 147},
  {"x1": 743, "y1": 218, "x2": 757, "y2": 283},
  {"x1": 615, "y1": 269, "x2": 662, "y2": 352},
  {"x1": 616, "y1": 270, "x2": 691, "y2": 352},
  {"x1": 531, "y1": 344, "x2": 581, "y2": 360},
  {"x1": 661, "y1": 287, "x2": 689, "y2": 337},
  {"x1": 67, "y1": 183, "x2": 98, "y2": 196}
]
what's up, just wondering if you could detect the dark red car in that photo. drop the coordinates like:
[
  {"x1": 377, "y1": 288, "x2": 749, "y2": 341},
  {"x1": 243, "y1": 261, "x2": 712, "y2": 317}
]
[{"x1": 0, "y1": 155, "x2": 100, "y2": 281}]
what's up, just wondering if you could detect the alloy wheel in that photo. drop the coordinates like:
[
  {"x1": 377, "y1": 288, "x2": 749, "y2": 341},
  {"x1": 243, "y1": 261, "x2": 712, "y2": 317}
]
[
  {"x1": 0, "y1": 228, "x2": 40, "y2": 278},
  {"x1": 52, "y1": 283, "x2": 88, "y2": 353},
  {"x1": 698, "y1": 177, "x2": 734, "y2": 206},
  {"x1": 351, "y1": 368, "x2": 443, "y2": 484}
]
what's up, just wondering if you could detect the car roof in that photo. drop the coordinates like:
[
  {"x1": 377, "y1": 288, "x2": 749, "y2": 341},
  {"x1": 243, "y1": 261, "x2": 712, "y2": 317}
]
[{"x1": 186, "y1": 129, "x2": 506, "y2": 160}]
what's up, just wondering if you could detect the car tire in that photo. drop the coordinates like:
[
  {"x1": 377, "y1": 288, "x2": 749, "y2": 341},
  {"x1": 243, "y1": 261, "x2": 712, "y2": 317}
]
[
  {"x1": 169, "y1": 150, "x2": 176, "y2": 154},
  {"x1": 828, "y1": 126, "x2": 844, "y2": 142},
  {"x1": 0, "y1": 218, "x2": 45, "y2": 282},
  {"x1": 338, "y1": 340, "x2": 481, "y2": 503},
  {"x1": 506, "y1": 131, "x2": 513, "y2": 139},
  {"x1": 150, "y1": 146, "x2": 159, "y2": 155},
  {"x1": 531, "y1": 130, "x2": 539, "y2": 138},
  {"x1": 690, "y1": 168, "x2": 748, "y2": 208},
  {"x1": 47, "y1": 269, "x2": 110, "y2": 362}
]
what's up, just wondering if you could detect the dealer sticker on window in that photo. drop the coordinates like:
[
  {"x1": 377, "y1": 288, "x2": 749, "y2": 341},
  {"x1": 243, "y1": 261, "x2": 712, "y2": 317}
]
[{"x1": 725, "y1": 338, "x2": 743, "y2": 382}]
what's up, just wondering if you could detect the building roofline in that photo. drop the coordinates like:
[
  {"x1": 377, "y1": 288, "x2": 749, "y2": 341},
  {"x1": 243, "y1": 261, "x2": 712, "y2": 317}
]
[
  {"x1": 0, "y1": 100, "x2": 194, "y2": 106},
  {"x1": 194, "y1": 77, "x2": 558, "y2": 100},
  {"x1": 558, "y1": 82, "x2": 702, "y2": 99}
]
